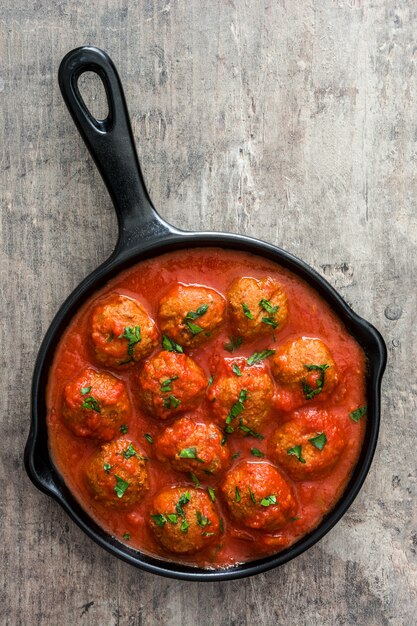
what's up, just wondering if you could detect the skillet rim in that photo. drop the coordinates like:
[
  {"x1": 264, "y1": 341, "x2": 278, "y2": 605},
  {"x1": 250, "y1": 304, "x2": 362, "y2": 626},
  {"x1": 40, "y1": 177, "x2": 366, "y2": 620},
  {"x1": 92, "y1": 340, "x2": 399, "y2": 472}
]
[{"x1": 25, "y1": 230, "x2": 387, "y2": 581}]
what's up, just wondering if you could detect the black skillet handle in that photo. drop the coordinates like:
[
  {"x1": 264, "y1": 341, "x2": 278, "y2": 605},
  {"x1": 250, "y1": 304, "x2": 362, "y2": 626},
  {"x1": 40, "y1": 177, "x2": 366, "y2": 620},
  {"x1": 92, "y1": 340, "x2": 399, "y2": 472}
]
[{"x1": 58, "y1": 46, "x2": 175, "y2": 253}]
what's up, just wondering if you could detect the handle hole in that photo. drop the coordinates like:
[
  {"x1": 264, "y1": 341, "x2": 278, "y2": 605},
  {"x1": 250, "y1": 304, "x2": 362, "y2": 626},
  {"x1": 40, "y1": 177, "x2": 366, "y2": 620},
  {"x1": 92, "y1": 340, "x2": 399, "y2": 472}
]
[{"x1": 77, "y1": 71, "x2": 109, "y2": 122}]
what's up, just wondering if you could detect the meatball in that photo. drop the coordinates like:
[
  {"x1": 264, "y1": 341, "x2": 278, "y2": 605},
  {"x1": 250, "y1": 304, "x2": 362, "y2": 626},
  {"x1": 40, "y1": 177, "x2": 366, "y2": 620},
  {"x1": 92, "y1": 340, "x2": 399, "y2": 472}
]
[
  {"x1": 137, "y1": 351, "x2": 207, "y2": 420},
  {"x1": 271, "y1": 337, "x2": 338, "y2": 411},
  {"x1": 207, "y1": 359, "x2": 274, "y2": 436},
  {"x1": 149, "y1": 486, "x2": 221, "y2": 553},
  {"x1": 155, "y1": 417, "x2": 231, "y2": 479},
  {"x1": 269, "y1": 409, "x2": 346, "y2": 480},
  {"x1": 227, "y1": 276, "x2": 288, "y2": 340},
  {"x1": 62, "y1": 368, "x2": 130, "y2": 440},
  {"x1": 221, "y1": 461, "x2": 297, "y2": 530},
  {"x1": 90, "y1": 293, "x2": 159, "y2": 368},
  {"x1": 85, "y1": 438, "x2": 149, "y2": 508},
  {"x1": 158, "y1": 284, "x2": 226, "y2": 348}
]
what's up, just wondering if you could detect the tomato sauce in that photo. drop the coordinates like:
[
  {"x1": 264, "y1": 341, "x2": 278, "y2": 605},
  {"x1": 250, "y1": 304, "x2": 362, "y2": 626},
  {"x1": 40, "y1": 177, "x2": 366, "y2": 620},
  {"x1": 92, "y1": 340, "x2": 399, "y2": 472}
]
[{"x1": 46, "y1": 248, "x2": 367, "y2": 569}]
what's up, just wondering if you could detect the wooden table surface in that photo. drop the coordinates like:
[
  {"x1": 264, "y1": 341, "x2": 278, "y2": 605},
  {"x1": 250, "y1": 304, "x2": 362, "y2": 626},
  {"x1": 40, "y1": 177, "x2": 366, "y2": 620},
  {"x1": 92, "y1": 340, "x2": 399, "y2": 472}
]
[{"x1": 1, "y1": 1, "x2": 416, "y2": 624}]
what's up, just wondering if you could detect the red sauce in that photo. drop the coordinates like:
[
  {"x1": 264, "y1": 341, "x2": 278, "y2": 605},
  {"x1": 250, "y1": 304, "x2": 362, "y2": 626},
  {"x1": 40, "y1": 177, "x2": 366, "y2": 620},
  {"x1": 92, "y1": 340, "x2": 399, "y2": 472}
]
[{"x1": 46, "y1": 248, "x2": 367, "y2": 569}]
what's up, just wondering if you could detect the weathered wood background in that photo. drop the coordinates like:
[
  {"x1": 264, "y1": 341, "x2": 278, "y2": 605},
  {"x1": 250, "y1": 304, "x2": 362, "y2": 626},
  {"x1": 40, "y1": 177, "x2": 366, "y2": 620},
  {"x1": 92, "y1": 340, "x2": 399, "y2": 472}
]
[{"x1": 1, "y1": 0, "x2": 416, "y2": 624}]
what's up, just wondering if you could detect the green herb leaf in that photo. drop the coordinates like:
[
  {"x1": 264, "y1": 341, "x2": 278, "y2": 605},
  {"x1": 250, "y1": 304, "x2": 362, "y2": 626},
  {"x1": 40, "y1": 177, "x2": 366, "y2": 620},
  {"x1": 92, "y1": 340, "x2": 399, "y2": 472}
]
[
  {"x1": 287, "y1": 445, "x2": 306, "y2": 463},
  {"x1": 122, "y1": 533, "x2": 130, "y2": 540},
  {"x1": 301, "y1": 364, "x2": 330, "y2": 400},
  {"x1": 208, "y1": 375, "x2": 214, "y2": 386},
  {"x1": 224, "y1": 336, "x2": 243, "y2": 353},
  {"x1": 162, "y1": 335, "x2": 184, "y2": 353},
  {"x1": 250, "y1": 447, "x2": 265, "y2": 458},
  {"x1": 261, "y1": 317, "x2": 278, "y2": 329},
  {"x1": 163, "y1": 395, "x2": 181, "y2": 409},
  {"x1": 81, "y1": 396, "x2": 101, "y2": 412},
  {"x1": 242, "y1": 303, "x2": 254, "y2": 319},
  {"x1": 232, "y1": 452, "x2": 240, "y2": 460},
  {"x1": 114, "y1": 475, "x2": 129, "y2": 498},
  {"x1": 185, "y1": 304, "x2": 209, "y2": 320},
  {"x1": 190, "y1": 472, "x2": 200, "y2": 487},
  {"x1": 259, "y1": 299, "x2": 279, "y2": 315},
  {"x1": 196, "y1": 511, "x2": 211, "y2": 527},
  {"x1": 248, "y1": 486, "x2": 256, "y2": 504},
  {"x1": 103, "y1": 462, "x2": 111, "y2": 473},
  {"x1": 232, "y1": 364, "x2": 242, "y2": 377},
  {"x1": 144, "y1": 433, "x2": 153, "y2": 444},
  {"x1": 186, "y1": 321, "x2": 205, "y2": 335},
  {"x1": 167, "y1": 514, "x2": 178, "y2": 524},
  {"x1": 120, "y1": 424, "x2": 128, "y2": 434},
  {"x1": 80, "y1": 386, "x2": 91, "y2": 395},
  {"x1": 225, "y1": 389, "x2": 248, "y2": 424},
  {"x1": 151, "y1": 514, "x2": 167, "y2": 527},
  {"x1": 308, "y1": 432, "x2": 327, "y2": 450},
  {"x1": 207, "y1": 487, "x2": 216, "y2": 502},
  {"x1": 247, "y1": 349, "x2": 275, "y2": 366},
  {"x1": 290, "y1": 516, "x2": 300, "y2": 522},
  {"x1": 160, "y1": 375, "x2": 179, "y2": 392},
  {"x1": 122, "y1": 443, "x2": 144, "y2": 460},
  {"x1": 178, "y1": 447, "x2": 204, "y2": 462},
  {"x1": 238, "y1": 419, "x2": 265, "y2": 439},
  {"x1": 235, "y1": 486, "x2": 241, "y2": 502},
  {"x1": 350, "y1": 406, "x2": 367, "y2": 422},
  {"x1": 260, "y1": 494, "x2": 277, "y2": 507},
  {"x1": 119, "y1": 325, "x2": 141, "y2": 355},
  {"x1": 176, "y1": 491, "x2": 191, "y2": 518},
  {"x1": 180, "y1": 519, "x2": 190, "y2": 533}
]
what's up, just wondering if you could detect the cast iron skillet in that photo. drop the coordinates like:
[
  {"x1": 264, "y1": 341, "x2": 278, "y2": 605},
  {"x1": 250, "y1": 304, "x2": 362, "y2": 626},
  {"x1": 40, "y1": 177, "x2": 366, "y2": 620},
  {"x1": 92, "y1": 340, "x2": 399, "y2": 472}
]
[{"x1": 25, "y1": 46, "x2": 387, "y2": 581}]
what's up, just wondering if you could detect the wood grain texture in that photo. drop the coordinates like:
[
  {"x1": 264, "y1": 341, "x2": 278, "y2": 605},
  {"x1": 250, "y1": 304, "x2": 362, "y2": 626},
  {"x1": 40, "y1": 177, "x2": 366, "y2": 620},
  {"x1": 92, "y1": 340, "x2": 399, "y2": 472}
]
[{"x1": 1, "y1": 0, "x2": 416, "y2": 624}]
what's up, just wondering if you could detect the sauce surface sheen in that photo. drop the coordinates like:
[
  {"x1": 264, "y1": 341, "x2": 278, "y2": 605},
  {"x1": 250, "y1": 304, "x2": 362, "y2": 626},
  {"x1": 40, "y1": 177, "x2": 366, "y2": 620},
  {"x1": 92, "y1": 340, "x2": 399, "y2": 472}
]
[{"x1": 47, "y1": 248, "x2": 366, "y2": 569}]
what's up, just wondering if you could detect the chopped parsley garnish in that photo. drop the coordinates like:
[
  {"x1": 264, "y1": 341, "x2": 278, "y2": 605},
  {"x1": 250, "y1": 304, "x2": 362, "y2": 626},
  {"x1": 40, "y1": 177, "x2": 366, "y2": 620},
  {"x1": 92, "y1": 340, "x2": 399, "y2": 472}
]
[
  {"x1": 290, "y1": 516, "x2": 300, "y2": 522},
  {"x1": 242, "y1": 303, "x2": 254, "y2": 319},
  {"x1": 122, "y1": 443, "x2": 144, "y2": 460},
  {"x1": 114, "y1": 475, "x2": 129, "y2": 498},
  {"x1": 160, "y1": 375, "x2": 179, "y2": 392},
  {"x1": 163, "y1": 395, "x2": 181, "y2": 409},
  {"x1": 180, "y1": 519, "x2": 190, "y2": 533},
  {"x1": 224, "y1": 425, "x2": 234, "y2": 434},
  {"x1": 238, "y1": 419, "x2": 265, "y2": 439},
  {"x1": 225, "y1": 389, "x2": 248, "y2": 425},
  {"x1": 350, "y1": 406, "x2": 367, "y2": 422},
  {"x1": 81, "y1": 396, "x2": 101, "y2": 412},
  {"x1": 162, "y1": 335, "x2": 184, "y2": 353},
  {"x1": 232, "y1": 363, "x2": 242, "y2": 377},
  {"x1": 119, "y1": 325, "x2": 141, "y2": 355},
  {"x1": 80, "y1": 386, "x2": 91, "y2": 395},
  {"x1": 247, "y1": 349, "x2": 275, "y2": 366},
  {"x1": 260, "y1": 494, "x2": 277, "y2": 507},
  {"x1": 302, "y1": 364, "x2": 330, "y2": 400},
  {"x1": 185, "y1": 304, "x2": 209, "y2": 320},
  {"x1": 208, "y1": 375, "x2": 214, "y2": 386},
  {"x1": 144, "y1": 433, "x2": 153, "y2": 444},
  {"x1": 207, "y1": 487, "x2": 216, "y2": 502},
  {"x1": 190, "y1": 472, "x2": 200, "y2": 487},
  {"x1": 196, "y1": 511, "x2": 211, "y2": 527},
  {"x1": 120, "y1": 424, "x2": 128, "y2": 434},
  {"x1": 122, "y1": 533, "x2": 131, "y2": 540},
  {"x1": 176, "y1": 491, "x2": 191, "y2": 518},
  {"x1": 167, "y1": 514, "x2": 178, "y2": 524},
  {"x1": 235, "y1": 486, "x2": 241, "y2": 503},
  {"x1": 308, "y1": 432, "x2": 327, "y2": 450},
  {"x1": 178, "y1": 447, "x2": 204, "y2": 462},
  {"x1": 287, "y1": 445, "x2": 306, "y2": 463},
  {"x1": 261, "y1": 317, "x2": 278, "y2": 329},
  {"x1": 259, "y1": 299, "x2": 279, "y2": 315},
  {"x1": 232, "y1": 451, "x2": 240, "y2": 460},
  {"x1": 248, "y1": 486, "x2": 256, "y2": 504},
  {"x1": 151, "y1": 514, "x2": 167, "y2": 527},
  {"x1": 186, "y1": 321, "x2": 204, "y2": 335},
  {"x1": 250, "y1": 447, "x2": 265, "y2": 457},
  {"x1": 103, "y1": 462, "x2": 111, "y2": 473},
  {"x1": 224, "y1": 336, "x2": 243, "y2": 353}
]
